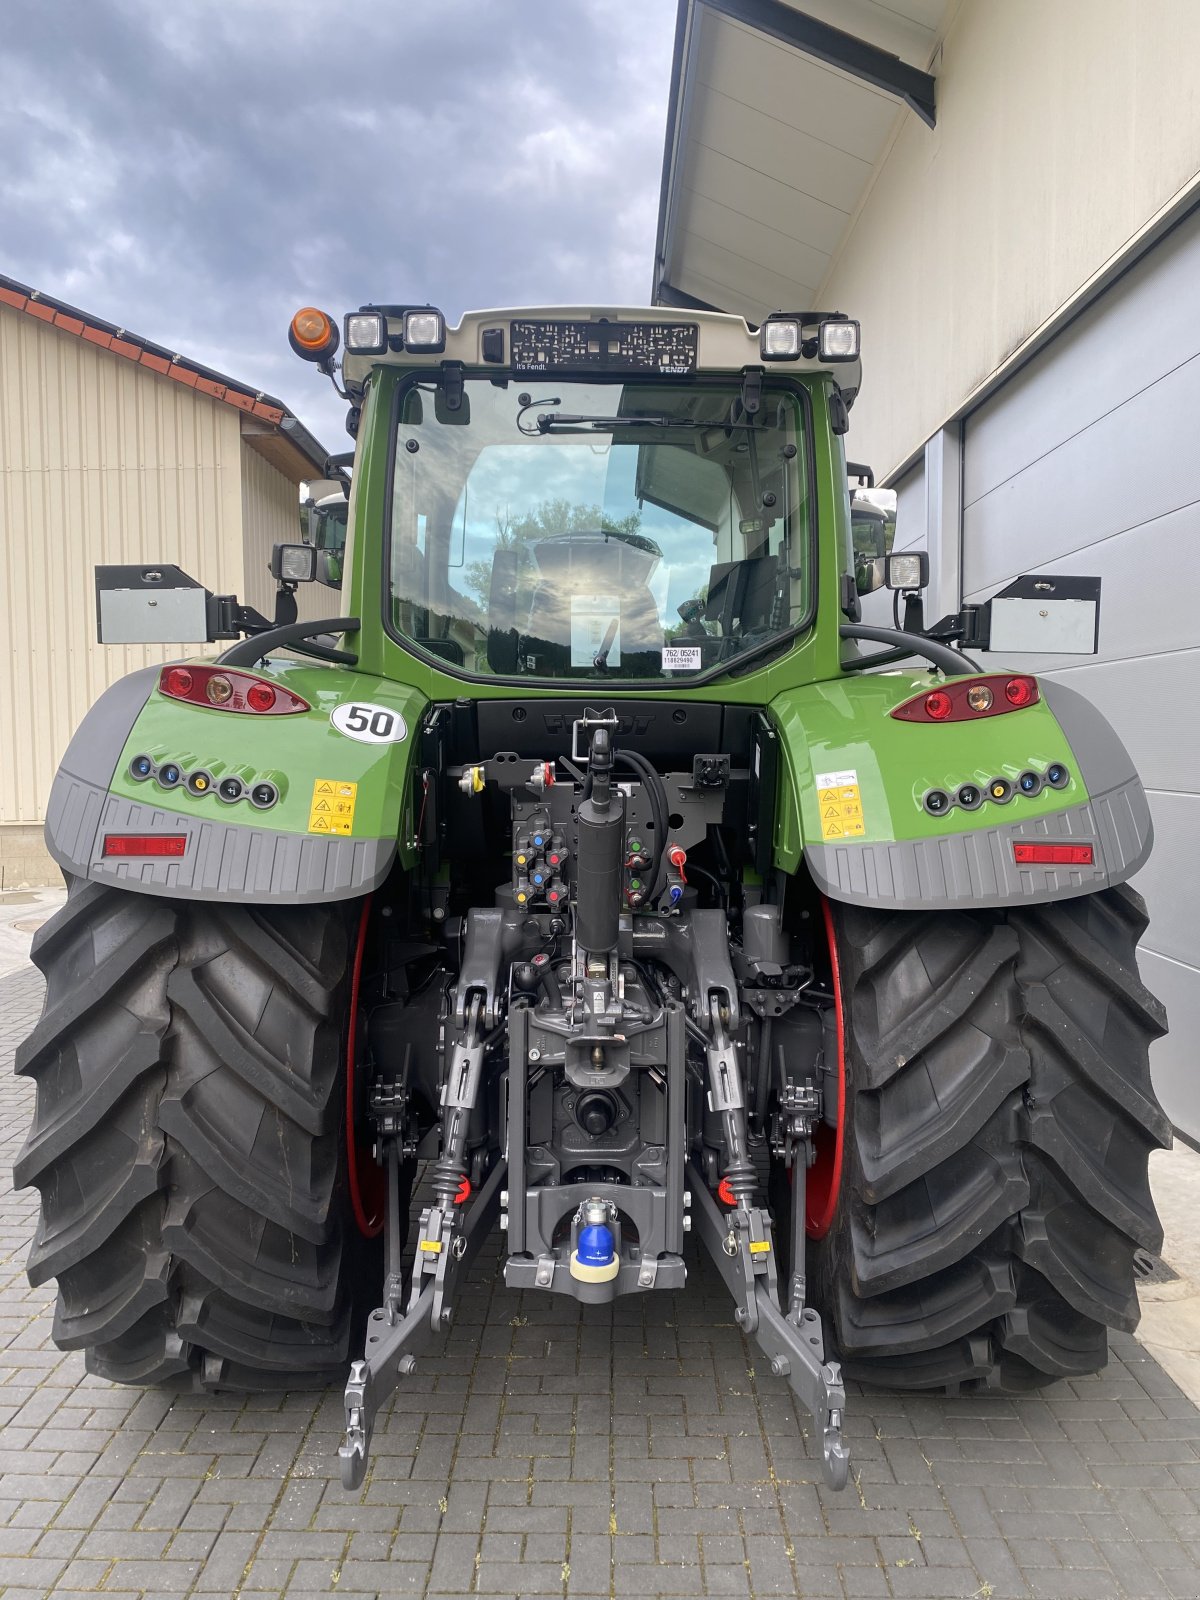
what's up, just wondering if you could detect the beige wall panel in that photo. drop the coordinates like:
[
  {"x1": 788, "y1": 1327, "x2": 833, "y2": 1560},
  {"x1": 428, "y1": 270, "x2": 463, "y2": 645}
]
[
  {"x1": 819, "y1": 0, "x2": 1200, "y2": 479},
  {"x1": 0, "y1": 305, "x2": 246, "y2": 826},
  {"x1": 240, "y1": 441, "x2": 298, "y2": 619},
  {"x1": 239, "y1": 442, "x2": 342, "y2": 626}
]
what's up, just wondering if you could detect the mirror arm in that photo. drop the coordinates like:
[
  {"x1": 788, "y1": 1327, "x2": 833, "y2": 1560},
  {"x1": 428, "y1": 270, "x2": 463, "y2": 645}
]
[
  {"x1": 839, "y1": 623, "x2": 982, "y2": 676},
  {"x1": 216, "y1": 618, "x2": 361, "y2": 668}
]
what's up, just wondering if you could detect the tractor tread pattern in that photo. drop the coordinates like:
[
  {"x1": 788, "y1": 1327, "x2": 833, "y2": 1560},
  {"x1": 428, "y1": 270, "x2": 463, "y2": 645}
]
[
  {"x1": 822, "y1": 886, "x2": 1167, "y2": 1392},
  {"x1": 15, "y1": 881, "x2": 356, "y2": 1390}
]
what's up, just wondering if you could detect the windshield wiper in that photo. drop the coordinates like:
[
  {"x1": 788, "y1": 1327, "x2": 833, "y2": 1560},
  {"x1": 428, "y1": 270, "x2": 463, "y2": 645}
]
[{"x1": 533, "y1": 412, "x2": 688, "y2": 434}]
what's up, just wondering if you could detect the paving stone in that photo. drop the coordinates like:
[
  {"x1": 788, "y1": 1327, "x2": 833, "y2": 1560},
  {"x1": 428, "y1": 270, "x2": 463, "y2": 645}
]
[{"x1": 3, "y1": 962, "x2": 1200, "y2": 1598}]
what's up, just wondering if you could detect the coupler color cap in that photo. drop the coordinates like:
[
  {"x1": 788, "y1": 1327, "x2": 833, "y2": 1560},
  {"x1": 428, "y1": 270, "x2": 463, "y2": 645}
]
[{"x1": 571, "y1": 1207, "x2": 619, "y2": 1283}]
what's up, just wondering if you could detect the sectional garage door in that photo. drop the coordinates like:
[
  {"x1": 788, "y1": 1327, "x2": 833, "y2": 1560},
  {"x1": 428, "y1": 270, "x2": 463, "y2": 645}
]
[{"x1": 960, "y1": 206, "x2": 1200, "y2": 1140}]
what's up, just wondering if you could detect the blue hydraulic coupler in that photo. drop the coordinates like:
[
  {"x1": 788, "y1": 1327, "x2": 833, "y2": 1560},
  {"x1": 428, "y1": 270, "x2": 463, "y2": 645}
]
[
  {"x1": 570, "y1": 1200, "x2": 620, "y2": 1283},
  {"x1": 577, "y1": 1224, "x2": 615, "y2": 1267}
]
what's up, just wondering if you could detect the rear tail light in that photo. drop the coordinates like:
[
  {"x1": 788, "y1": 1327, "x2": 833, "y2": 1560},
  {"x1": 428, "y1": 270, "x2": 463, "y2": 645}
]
[
  {"x1": 1013, "y1": 842, "x2": 1094, "y2": 866},
  {"x1": 159, "y1": 665, "x2": 309, "y2": 714},
  {"x1": 103, "y1": 834, "x2": 187, "y2": 857},
  {"x1": 892, "y1": 674, "x2": 1039, "y2": 723}
]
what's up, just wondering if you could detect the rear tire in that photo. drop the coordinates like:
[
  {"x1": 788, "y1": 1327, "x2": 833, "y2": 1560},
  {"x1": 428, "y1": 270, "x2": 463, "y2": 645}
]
[
  {"x1": 813, "y1": 885, "x2": 1170, "y2": 1391},
  {"x1": 15, "y1": 880, "x2": 366, "y2": 1389}
]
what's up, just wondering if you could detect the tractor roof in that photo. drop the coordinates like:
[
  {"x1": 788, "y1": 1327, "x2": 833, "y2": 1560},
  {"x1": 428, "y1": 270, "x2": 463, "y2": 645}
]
[{"x1": 340, "y1": 304, "x2": 861, "y2": 403}]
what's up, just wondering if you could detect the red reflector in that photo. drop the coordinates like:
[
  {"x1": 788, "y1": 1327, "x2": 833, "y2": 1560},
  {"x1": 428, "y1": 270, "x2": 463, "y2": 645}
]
[
  {"x1": 717, "y1": 1177, "x2": 736, "y2": 1207},
  {"x1": 454, "y1": 1177, "x2": 472, "y2": 1205},
  {"x1": 102, "y1": 834, "x2": 187, "y2": 858},
  {"x1": 1013, "y1": 843, "x2": 1095, "y2": 866}
]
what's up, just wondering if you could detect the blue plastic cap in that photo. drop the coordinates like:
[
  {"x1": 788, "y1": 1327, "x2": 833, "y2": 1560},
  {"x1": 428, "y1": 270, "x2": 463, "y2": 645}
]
[
  {"x1": 576, "y1": 1223, "x2": 615, "y2": 1268},
  {"x1": 668, "y1": 884, "x2": 684, "y2": 906}
]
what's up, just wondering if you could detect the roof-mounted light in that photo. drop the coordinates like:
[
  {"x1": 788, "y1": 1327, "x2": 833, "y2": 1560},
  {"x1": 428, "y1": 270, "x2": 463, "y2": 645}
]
[
  {"x1": 819, "y1": 317, "x2": 860, "y2": 361},
  {"x1": 760, "y1": 318, "x2": 801, "y2": 361},
  {"x1": 403, "y1": 309, "x2": 446, "y2": 352},
  {"x1": 345, "y1": 311, "x2": 386, "y2": 353},
  {"x1": 288, "y1": 306, "x2": 339, "y2": 363}
]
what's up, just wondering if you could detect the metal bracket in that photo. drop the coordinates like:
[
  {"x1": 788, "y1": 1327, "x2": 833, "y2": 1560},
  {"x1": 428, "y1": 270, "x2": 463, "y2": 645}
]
[
  {"x1": 337, "y1": 1158, "x2": 506, "y2": 1490},
  {"x1": 686, "y1": 1160, "x2": 849, "y2": 1489}
]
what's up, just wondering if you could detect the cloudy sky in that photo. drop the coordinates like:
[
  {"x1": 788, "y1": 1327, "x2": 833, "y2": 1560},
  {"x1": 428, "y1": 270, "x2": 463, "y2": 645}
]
[{"x1": 0, "y1": 0, "x2": 679, "y2": 446}]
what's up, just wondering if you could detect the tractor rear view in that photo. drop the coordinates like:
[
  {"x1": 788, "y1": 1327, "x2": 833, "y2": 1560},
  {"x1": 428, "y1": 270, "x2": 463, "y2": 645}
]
[{"x1": 16, "y1": 302, "x2": 1168, "y2": 1491}]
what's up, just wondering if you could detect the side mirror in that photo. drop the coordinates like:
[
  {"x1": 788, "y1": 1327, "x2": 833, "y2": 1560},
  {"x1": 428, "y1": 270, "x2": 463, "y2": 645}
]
[
  {"x1": 271, "y1": 544, "x2": 317, "y2": 584},
  {"x1": 315, "y1": 550, "x2": 343, "y2": 588},
  {"x1": 855, "y1": 558, "x2": 884, "y2": 596}
]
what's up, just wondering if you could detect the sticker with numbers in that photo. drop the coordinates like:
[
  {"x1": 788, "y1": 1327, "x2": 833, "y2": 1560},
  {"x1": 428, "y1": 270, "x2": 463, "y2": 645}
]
[
  {"x1": 815, "y1": 768, "x2": 866, "y2": 841},
  {"x1": 330, "y1": 702, "x2": 408, "y2": 744},
  {"x1": 309, "y1": 778, "x2": 358, "y2": 836},
  {"x1": 662, "y1": 645, "x2": 701, "y2": 671}
]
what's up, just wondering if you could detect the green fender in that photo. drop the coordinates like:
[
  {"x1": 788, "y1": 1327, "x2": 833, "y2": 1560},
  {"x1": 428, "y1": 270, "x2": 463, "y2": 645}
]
[
  {"x1": 43, "y1": 658, "x2": 428, "y2": 903},
  {"x1": 769, "y1": 670, "x2": 1152, "y2": 909}
]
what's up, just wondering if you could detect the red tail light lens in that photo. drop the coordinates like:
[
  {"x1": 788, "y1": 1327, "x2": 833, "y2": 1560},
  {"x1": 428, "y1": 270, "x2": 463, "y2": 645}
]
[
  {"x1": 163, "y1": 667, "x2": 193, "y2": 697},
  {"x1": 103, "y1": 834, "x2": 187, "y2": 857},
  {"x1": 892, "y1": 674, "x2": 1041, "y2": 723},
  {"x1": 158, "y1": 665, "x2": 309, "y2": 714},
  {"x1": 1004, "y1": 676, "x2": 1037, "y2": 707},
  {"x1": 246, "y1": 681, "x2": 277, "y2": 712},
  {"x1": 1013, "y1": 842, "x2": 1094, "y2": 866}
]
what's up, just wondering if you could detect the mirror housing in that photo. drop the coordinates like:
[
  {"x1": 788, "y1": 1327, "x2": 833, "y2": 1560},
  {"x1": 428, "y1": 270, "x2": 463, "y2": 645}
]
[{"x1": 973, "y1": 574, "x2": 1101, "y2": 654}]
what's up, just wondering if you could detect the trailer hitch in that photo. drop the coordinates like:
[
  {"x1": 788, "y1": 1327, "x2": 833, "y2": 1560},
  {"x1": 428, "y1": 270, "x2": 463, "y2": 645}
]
[{"x1": 686, "y1": 1159, "x2": 850, "y2": 1489}]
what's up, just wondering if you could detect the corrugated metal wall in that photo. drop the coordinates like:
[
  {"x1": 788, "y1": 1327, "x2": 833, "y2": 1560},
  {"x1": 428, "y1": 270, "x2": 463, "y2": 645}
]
[
  {"x1": 958, "y1": 208, "x2": 1200, "y2": 1140},
  {"x1": 0, "y1": 304, "x2": 294, "y2": 827}
]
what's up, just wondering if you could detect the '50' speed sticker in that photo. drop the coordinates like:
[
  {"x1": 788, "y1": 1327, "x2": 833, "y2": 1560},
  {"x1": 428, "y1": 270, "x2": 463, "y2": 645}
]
[{"x1": 330, "y1": 702, "x2": 408, "y2": 744}]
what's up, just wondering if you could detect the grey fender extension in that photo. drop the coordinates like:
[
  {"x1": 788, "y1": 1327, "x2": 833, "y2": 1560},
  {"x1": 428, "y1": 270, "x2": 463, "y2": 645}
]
[{"x1": 46, "y1": 773, "x2": 395, "y2": 904}]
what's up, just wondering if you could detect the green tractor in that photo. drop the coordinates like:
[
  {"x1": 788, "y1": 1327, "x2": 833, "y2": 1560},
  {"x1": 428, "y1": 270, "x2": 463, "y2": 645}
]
[{"x1": 15, "y1": 303, "x2": 1169, "y2": 1491}]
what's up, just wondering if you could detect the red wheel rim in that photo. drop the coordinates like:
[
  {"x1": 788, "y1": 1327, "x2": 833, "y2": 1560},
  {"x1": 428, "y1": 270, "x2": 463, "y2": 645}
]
[
  {"x1": 806, "y1": 897, "x2": 845, "y2": 1239},
  {"x1": 346, "y1": 897, "x2": 385, "y2": 1237}
]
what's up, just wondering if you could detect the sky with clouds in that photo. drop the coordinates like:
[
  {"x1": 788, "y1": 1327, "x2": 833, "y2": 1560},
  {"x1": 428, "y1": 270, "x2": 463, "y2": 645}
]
[{"x1": 0, "y1": 0, "x2": 679, "y2": 447}]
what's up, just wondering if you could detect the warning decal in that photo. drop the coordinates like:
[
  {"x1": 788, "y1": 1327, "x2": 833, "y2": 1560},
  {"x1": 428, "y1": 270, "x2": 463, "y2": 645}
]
[
  {"x1": 308, "y1": 778, "x2": 358, "y2": 836},
  {"x1": 814, "y1": 768, "x2": 866, "y2": 841}
]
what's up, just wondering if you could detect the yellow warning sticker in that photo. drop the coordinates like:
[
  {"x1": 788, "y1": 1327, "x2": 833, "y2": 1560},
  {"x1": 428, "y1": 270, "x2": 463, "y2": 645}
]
[
  {"x1": 749, "y1": 1240, "x2": 772, "y2": 1255},
  {"x1": 419, "y1": 1239, "x2": 442, "y2": 1254},
  {"x1": 815, "y1": 768, "x2": 867, "y2": 841},
  {"x1": 308, "y1": 778, "x2": 358, "y2": 836}
]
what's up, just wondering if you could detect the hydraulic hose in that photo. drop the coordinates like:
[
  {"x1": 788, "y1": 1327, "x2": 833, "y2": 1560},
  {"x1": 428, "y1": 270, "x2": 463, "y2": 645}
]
[{"x1": 614, "y1": 749, "x2": 670, "y2": 899}]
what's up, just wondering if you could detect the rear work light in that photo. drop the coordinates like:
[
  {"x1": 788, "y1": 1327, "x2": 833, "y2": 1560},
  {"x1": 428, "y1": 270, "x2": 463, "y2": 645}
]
[
  {"x1": 1013, "y1": 842, "x2": 1094, "y2": 866},
  {"x1": 102, "y1": 834, "x2": 187, "y2": 858},
  {"x1": 159, "y1": 665, "x2": 309, "y2": 714},
  {"x1": 891, "y1": 674, "x2": 1039, "y2": 723}
]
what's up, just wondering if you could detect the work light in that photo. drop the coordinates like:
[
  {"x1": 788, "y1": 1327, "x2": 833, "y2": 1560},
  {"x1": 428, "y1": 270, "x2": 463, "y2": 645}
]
[
  {"x1": 759, "y1": 318, "x2": 800, "y2": 360},
  {"x1": 885, "y1": 552, "x2": 928, "y2": 591},
  {"x1": 404, "y1": 309, "x2": 446, "y2": 351},
  {"x1": 818, "y1": 318, "x2": 860, "y2": 361},
  {"x1": 345, "y1": 311, "x2": 386, "y2": 353}
]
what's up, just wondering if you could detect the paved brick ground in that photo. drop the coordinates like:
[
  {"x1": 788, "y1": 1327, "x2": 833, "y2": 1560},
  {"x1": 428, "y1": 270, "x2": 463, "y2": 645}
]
[{"x1": 3, "y1": 961, "x2": 1200, "y2": 1600}]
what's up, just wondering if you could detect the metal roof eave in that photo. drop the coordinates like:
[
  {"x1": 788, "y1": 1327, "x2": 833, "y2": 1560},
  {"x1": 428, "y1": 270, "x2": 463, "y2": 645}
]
[{"x1": 652, "y1": 0, "x2": 938, "y2": 308}]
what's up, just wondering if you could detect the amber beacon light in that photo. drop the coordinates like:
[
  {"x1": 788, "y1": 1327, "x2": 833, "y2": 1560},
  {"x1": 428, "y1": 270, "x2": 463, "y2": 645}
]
[{"x1": 288, "y1": 306, "x2": 339, "y2": 362}]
